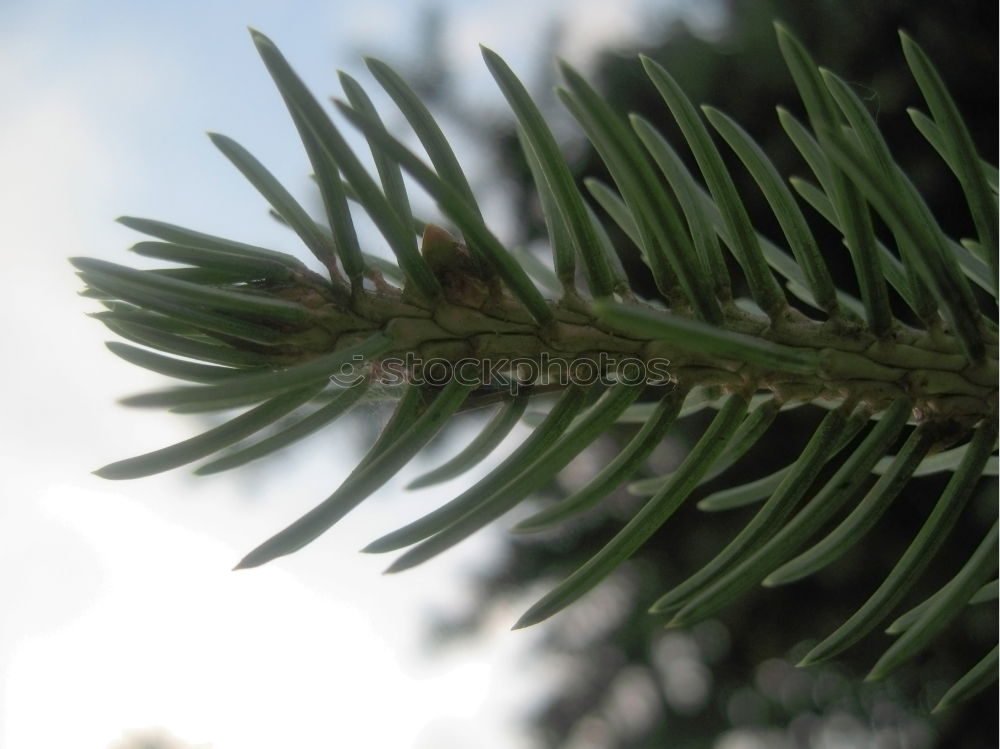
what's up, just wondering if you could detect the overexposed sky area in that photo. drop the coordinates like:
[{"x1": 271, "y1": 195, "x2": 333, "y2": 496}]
[{"x1": 0, "y1": 1, "x2": 717, "y2": 747}]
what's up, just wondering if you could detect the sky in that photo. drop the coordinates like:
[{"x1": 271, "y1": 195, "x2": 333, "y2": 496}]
[{"x1": 0, "y1": 1, "x2": 717, "y2": 747}]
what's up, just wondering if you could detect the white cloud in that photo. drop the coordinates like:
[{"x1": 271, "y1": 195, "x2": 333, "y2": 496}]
[{"x1": 4, "y1": 485, "x2": 494, "y2": 748}]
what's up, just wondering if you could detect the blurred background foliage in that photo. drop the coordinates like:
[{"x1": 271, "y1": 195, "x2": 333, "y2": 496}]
[
  {"x1": 367, "y1": 1, "x2": 997, "y2": 747},
  {"x1": 107, "y1": 728, "x2": 207, "y2": 749}
]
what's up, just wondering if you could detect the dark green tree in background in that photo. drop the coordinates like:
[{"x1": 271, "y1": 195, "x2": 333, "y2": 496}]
[{"x1": 398, "y1": 2, "x2": 998, "y2": 746}]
